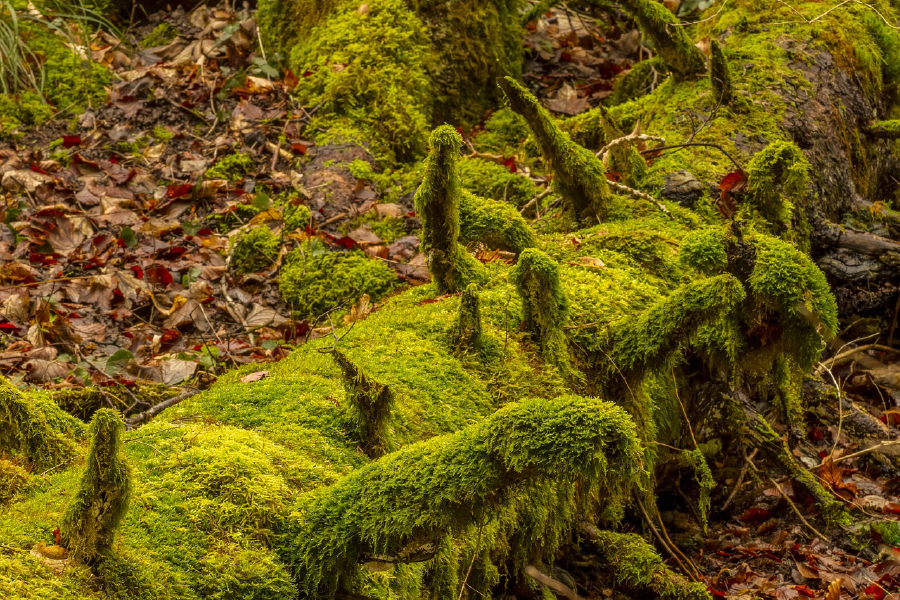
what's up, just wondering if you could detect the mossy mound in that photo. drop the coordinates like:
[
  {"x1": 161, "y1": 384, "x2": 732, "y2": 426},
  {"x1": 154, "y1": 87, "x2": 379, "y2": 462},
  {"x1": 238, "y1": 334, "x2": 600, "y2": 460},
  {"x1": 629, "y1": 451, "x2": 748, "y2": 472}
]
[
  {"x1": 206, "y1": 153, "x2": 256, "y2": 181},
  {"x1": 457, "y1": 157, "x2": 537, "y2": 207},
  {"x1": 232, "y1": 227, "x2": 281, "y2": 274},
  {"x1": 279, "y1": 250, "x2": 400, "y2": 319}
]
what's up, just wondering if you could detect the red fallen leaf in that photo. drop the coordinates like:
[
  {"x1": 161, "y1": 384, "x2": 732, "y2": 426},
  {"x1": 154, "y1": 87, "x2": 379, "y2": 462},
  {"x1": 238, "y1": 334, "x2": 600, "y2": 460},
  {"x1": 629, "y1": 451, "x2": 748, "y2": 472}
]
[
  {"x1": 290, "y1": 142, "x2": 308, "y2": 155},
  {"x1": 156, "y1": 246, "x2": 187, "y2": 260},
  {"x1": 884, "y1": 503, "x2": 900, "y2": 515},
  {"x1": 333, "y1": 236, "x2": 359, "y2": 250},
  {"x1": 605, "y1": 170, "x2": 621, "y2": 182},
  {"x1": 865, "y1": 584, "x2": 886, "y2": 600},
  {"x1": 406, "y1": 211, "x2": 417, "y2": 217},
  {"x1": 707, "y1": 586, "x2": 726, "y2": 598},
  {"x1": 146, "y1": 265, "x2": 173, "y2": 286},
  {"x1": 794, "y1": 585, "x2": 815, "y2": 597},
  {"x1": 716, "y1": 170, "x2": 748, "y2": 219},
  {"x1": 503, "y1": 156, "x2": 517, "y2": 173},
  {"x1": 72, "y1": 153, "x2": 99, "y2": 169},
  {"x1": 129, "y1": 265, "x2": 144, "y2": 279},
  {"x1": 62, "y1": 136, "x2": 82, "y2": 148},
  {"x1": 561, "y1": 51, "x2": 572, "y2": 61},
  {"x1": 0, "y1": 323, "x2": 19, "y2": 331},
  {"x1": 454, "y1": 126, "x2": 465, "y2": 138},
  {"x1": 30, "y1": 163, "x2": 50, "y2": 175},
  {"x1": 197, "y1": 228, "x2": 214, "y2": 236},
  {"x1": 160, "y1": 329, "x2": 181, "y2": 344},
  {"x1": 167, "y1": 183, "x2": 193, "y2": 199},
  {"x1": 283, "y1": 69, "x2": 299, "y2": 90},
  {"x1": 807, "y1": 426, "x2": 825, "y2": 441},
  {"x1": 52, "y1": 527, "x2": 61, "y2": 545},
  {"x1": 739, "y1": 507, "x2": 772, "y2": 524},
  {"x1": 572, "y1": 237, "x2": 582, "y2": 246},
  {"x1": 302, "y1": 69, "x2": 314, "y2": 77}
]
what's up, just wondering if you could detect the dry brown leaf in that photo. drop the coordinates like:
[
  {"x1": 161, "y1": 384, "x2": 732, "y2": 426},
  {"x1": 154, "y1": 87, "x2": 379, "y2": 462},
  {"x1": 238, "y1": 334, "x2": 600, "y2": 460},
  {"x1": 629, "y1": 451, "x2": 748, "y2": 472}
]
[{"x1": 240, "y1": 371, "x2": 269, "y2": 383}]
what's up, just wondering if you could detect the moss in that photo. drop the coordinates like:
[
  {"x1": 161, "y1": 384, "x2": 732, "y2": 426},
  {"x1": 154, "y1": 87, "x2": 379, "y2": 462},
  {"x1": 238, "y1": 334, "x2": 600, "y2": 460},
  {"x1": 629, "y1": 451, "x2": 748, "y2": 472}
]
[
  {"x1": 280, "y1": 249, "x2": 399, "y2": 319},
  {"x1": 472, "y1": 107, "x2": 530, "y2": 153},
  {"x1": 451, "y1": 283, "x2": 483, "y2": 352},
  {"x1": 206, "y1": 153, "x2": 255, "y2": 181},
  {"x1": 281, "y1": 394, "x2": 643, "y2": 597},
  {"x1": 457, "y1": 157, "x2": 537, "y2": 207},
  {"x1": 745, "y1": 141, "x2": 810, "y2": 235},
  {"x1": 591, "y1": 530, "x2": 710, "y2": 599},
  {"x1": 869, "y1": 119, "x2": 900, "y2": 138},
  {"x1": 513, "y1": 248, "x2": 571, "y2": 374},
  {"x1": 152, "y1": 125, "x2": 175, "y2": 143},
  {"x1": 0, "y1": 92, "x2": 54, "y2": 135},
  {"x1": 613, "y1": 274, "x2": 746, "y2": 372},
  {"x1": 608, "y1": 58, "x2": 668, "y2": 106},
  {"x1": 499, "y1": 77, "x2": 620, "y2": 225},
  {"x1": 61, "y1": 409, "x2": 132, "y2": 565},
  {"x1": 31, "y1": 25, "x2": 110, "y2": 113},
  {"x1": 681, "y1": 448, "x2": 715, "y2": 532},
  {"x1": 415, "y1": 125, "x2": 488, "y2": 293},
  {"x1": 52, "y1": 384, "x2": 176, "y2": 421},
  {"x1": 139, "y1": 23, "x2": 177, "y2": 49},
  {"x1": 459, "y1": 190, "x2": 538, "y2": 254},
  {"x1": 284, "y1": 202, "x2": 312, "y2": 232},
  {"x1": 332, "y1": 350, "x2": 395, "y2": 458},
  {"x1": 0, "y1": 458, "x2": 30, "y2": 505},
  {"x1": 232, "y1": 226, "x2": 281, "y2": 274},
  {"x1": 196, "y1": 542, "x2": 298, "y2": 600},
  {"x1": 597, "y1": 105, "x2": 647, "y2": 186},
  {"x1": 872, "y1": 521, "x2": 900, "y2": 546},
  {"x1": 608, "y1": 0, "x2": 706, "y2": 80},
  {"x1": 710, "y1": 40, "x2": 733, "y2": 105},
  {"x1": 0, "y1": 376, "x2": 83, "y2": 470},
  {"x1": 680, "y1": 226, "x2": 729, "y2": 274},
  {"x1": 0, "y1": 552, "x2": 91, "y2": 599}
]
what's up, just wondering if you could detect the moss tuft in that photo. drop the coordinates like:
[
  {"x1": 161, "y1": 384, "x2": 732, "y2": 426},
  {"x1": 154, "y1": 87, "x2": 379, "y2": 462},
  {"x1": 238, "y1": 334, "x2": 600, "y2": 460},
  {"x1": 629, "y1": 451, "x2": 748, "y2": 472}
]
[
  {"x1": 196, "y1": 542, "x2": 299, "y2": 600},
  {"x1": 332, "y1": 350, "x2": 395, "y2": 458},
  {"x1": 284, "y1": 202, "x2": 312, "y2": 232},
  {"x1": 139, "y1": 23, "x2": 177, "y2": 49},
  {"x1": 457, "y1": 157, "x2": 536, "y2": 206},
  {"x1": 459, "y1": 190, "x2": 538, "y2": 254},
  {"x1": 280, "y1": 250, "x2": 399, "y2": 319},
  {"x1": 745, "y1": 141, "x2": 810, "y2": 234},
  {"x1": 232, "y1": 226, "x2": 281, "y2": 274},
  {"x1": 499, "y1": 77, "x2": 619, "y2": 225},
  {"x1": 206, "y1": 153, "x2": 256, "y2": 181},
  {"x1": 680, "y1": 227, "x2": 729, "y2": 274},
  {"x1": 682, "y1": 447, "x2": 715, "y2": 532},
  {"x1": 709, "y1": 40, "x2": 733, "y2": 105},
  {"x1": 61, "y1": 409, "x2": 132, "y2": 565},
  {"x1": 0, "y1": 458, "x2": 30, "y2": 505},
  {"x1": 513, "y1": 248, "x2": 571, "y2": 373}
]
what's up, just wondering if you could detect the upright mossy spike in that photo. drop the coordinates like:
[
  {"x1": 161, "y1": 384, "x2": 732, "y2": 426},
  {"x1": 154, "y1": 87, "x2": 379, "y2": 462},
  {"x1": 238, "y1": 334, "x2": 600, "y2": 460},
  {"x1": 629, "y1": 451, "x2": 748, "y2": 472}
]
[
  {"x1": 458, "y1": 190, "x2": 538, "y2": 254},
  {"x1": 513, "y1": 248, "x2": 571, "y2": 373},
  {"x1": 589, "y1": 530, "x2": 710, "y2": 599},
  {"x1": 61, "y1": 409, "x2": 132, "y2": 565},
  {"x1": 452, "y1": 284, "x2": 483, "y2": 351},
  {"x1": 745, "y1": 141, "x2": 810, "y2": 233},
  {"x1": 607, "y1": 0, "x2": 706, "y2": 80},
  {"x1": 709, "y1": 40, "x2": 733, "y2": 105},
  {"x1": 0, "y1": 376, "x2": 82, "y2": 470},
  {"x1": 332, "y1": 350, "x2": 394, "y2": 458},
  {"x1": 613, "y1": 274, "x2": 746, "y2": 372},
  {"x1": 498, "y1": 77, "x2": 615, "y2": 225},
  {"x1": 415, "y1": 125, "x2": 487, "y2": 293},
  {"x1": 281, "y1": 395, "x2": 643, "y2": 598}
]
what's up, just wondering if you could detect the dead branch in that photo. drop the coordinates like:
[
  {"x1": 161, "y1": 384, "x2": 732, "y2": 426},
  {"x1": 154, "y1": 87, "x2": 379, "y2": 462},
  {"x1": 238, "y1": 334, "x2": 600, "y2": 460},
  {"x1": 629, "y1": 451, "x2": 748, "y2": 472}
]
[
  {"x1": 125, "y1": 388, "x2": 201, "y2": 429},
  {"x1": 524, "y1": 565, "x2": 584, "y2": 600}
]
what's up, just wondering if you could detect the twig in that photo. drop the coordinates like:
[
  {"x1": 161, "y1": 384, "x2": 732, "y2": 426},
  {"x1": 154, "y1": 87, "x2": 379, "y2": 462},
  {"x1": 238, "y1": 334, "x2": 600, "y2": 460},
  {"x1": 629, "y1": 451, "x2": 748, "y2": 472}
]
[
  {"x1": 458, "y1": 515, "x2": 485, "y2": 600},
  {"x1": 766, "y1": 475, "x2": 829, "y2": 542},
  {"x1": 814, "y1": 342, "x2": 899, "y2": 375},
  {"x1": 520, "y1": 187, "x2": 552, "y2": 215},
  {"x1": 722, "y1": 447, "x2": 758, "y2": 510},
  {"x1": 596, "y1": 133, "x2": 666, "y2": 160},
  {"x1": 125, "y1": 388, "x2": 201, "y2": 428},
  {"x1": 608, "y1": 180, "x2": 673, "y2": 219},
  {"x1": 641, "y1": 142, "x2": 743, "y2": 171},
  {"x1": 812, "y1": 440, "x2": 900, "y2": 468},
  {"x1": 635, "y1": 497, "x2": 695, "y2": 581},
  {"x1": 524, "y1": 565, "x2": 584, "y2": 600},
  {"x1": 672, "y1": 369, "x2": 697, "y2": 448}
]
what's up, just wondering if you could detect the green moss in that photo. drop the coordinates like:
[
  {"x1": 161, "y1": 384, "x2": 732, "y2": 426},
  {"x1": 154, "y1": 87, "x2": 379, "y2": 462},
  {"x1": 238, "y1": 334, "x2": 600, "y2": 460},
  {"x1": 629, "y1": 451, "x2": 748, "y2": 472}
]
[
  {"x1": 232, "y1": 226, "x2": 281, "y2": 274},
  {"x1": 281, "y1": 394, "x2": 643, "y2": 597},
  {"x1": 33, "y1": 26, "x2": 110, "y2": 113},
  {"x1": 0, "y1": 92, "x2": 54, "y2": 135},
  {"x1": 62, "y1": 409, "x2": 132, "y2": 565},
  {"x1": 472, "y1": 107, "x2": 530, "y2": 153},
  {"x1": 608, "y1": 58, "x2": 668, "y2": 106},
  {"x1": 681, "y1": 448, "x2": 715, "y2": 532},
  {"x1": 680, "y1": 226, "x2": 729, "y2": 274},
  {"x1": 872, "y1": 521, "x2": 900, "y2": 546},
  {"x1": 196, "y1": 543, "x2": 298, "y2": 600},
  {"x1": 513, "y1": 248, "x2": 571, "y2": 373},
  {"x1": 284, "y1": 201, "x2": 312, "y2": 232},
  {"x1": 0, "y1": 458, "x2": 30, "y2": 505},
  {"x1": 52, "y1": 384, "x2": 176, "y2": 421},
  {"x1": 591, "y1": 530, "x2": 710, "y2": 599},
  {"x1": 745, "y1": 141, "x2": 810, "y2": 235},
  {"x1": 206, "y1": 153, "x2": 256, "y2": 181},
  {"x1": 152, "y1": 125, "x2": 175, "y2": 143},
  {"x1": 280, "y1": 250, "x2": 399, "y2": 319},
  {"x1": 415, "y1": 125, "x2": 488, "y2": 293},
  {"x1": 457, "y1": 157, "x2": 537, "y2": 207},
  {"x1": 608, "y1": 0, "x2": 706, "y2": 80},
  {"x1": 0, "y1": 552, "x2": 91, "y2": 599},
  {"x1": 710, "y1": 40, "x2": 733, "y2": 105},
  {"x1": 459, "y1": 190, "x2": 538, "y2": 254},
  {"x1": 451, "y1": 283, "x2": 483, "y2": 352},
  {"x1": 0, "y1": 376, "x2": 83, "y2": 470},
  {"x1": 499, "y1": 77, "x2": 620, "y2": 225},
  {"x1": 869, "y1": 119, "x2": 900, "y2": 138},
  {"x1": 332, "y1": 350, "x2": 395, "y2": 458},
  {"x1": 139, "y1": 23, "x2": 177, "y2": 49}
]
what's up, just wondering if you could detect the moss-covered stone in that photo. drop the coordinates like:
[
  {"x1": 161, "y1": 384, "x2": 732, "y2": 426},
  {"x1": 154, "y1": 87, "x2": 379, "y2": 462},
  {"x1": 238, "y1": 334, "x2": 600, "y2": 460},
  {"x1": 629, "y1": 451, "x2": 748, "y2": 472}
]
[
  {"x1": 279, "y1": 249, "x2": 399, "y2": 318},
  {"x1": 232, "y1": 226, "x2": 281, "y2": 274},
  {"x1": 61, "y1": 409, "x2": 131, "y2": 565}
]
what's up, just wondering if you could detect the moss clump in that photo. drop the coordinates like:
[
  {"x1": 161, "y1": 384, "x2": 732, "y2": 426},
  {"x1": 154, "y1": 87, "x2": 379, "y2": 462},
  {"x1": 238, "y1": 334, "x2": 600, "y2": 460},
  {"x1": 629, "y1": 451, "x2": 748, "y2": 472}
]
[
  {"x1": 610, "y1": 0, "x2": 706, "y2": 80},
  {"x1": 451, "y1": 283, "x2": 483, "y2": 351},
  {"x1": 415, "y1": 125, "x2": 487, "y2": 293},
  {"x1": 513, "y1": 248, "x2": 571, "y2": 373},
  {"x1": 139, "y1": 23, "x2": 177, "y2": 48},
  {"x1": 0, "y1": 92, "x2": 54, "y2": 135},
  {"x1": 709, "y1": 40, "x2": 733, "y2": 105},
  {"x1": 61, "y1": 409, "x2": 132, "y2": 565},
  {"x1": 0, "y1": 376, "x2": 83, "y2": 470},
  {"x1": 745, "y1": 141, "x2": 810, "y2": 233},
  {"x1": 232, "y1": 226, "x2": 281, "y2": 274},
  {"x1": 608, "y1": 58, "x2": 668, "y2": 106},
  {"x1": 682, "y1": 447, "x2": 715, "y2": 532},
  {"x1": 680, "y1": 226, "x2": 729, "y2": 274},
  {"x1": 281, "y1": 394, "x2": 643, "y2": 597},
  {"x1": 591, "y1": 530, "x2": 710, "y2": 599},
  {"x1": 33, "y1": 26, "x2": 110, "y2": 113},
  {"x1": 499, "y1": 77, "x2": 619, "y2": 225},
  {"x1": 333, "y1": 350, "x2": 395, "y2": 458},
  {"x1": 471, "y1": 107, "x2": 530, "y2": 152},
  {"x1": 284, "y1": 202, "x2": 312, "y2": 232},
  {"x1": 152, "y1": 126, "x2": 174, "y2": 143},
  {"x1": 868, "y1": 119, "x2": 900, "y2": 139},
  {"x1": 457, "y1": 157, "x2": 536, "y2": 207},
  {"x1": 613, "y1": 274, "x2": 746, "y2": 372},
  {"x1": 0, "y1": 458, "x2": 30, "y2": 505},
  {"x1": 280, "y1": 250, "x2": 399, "y2": 319},
  {"x1": 459, "y1": 190, "x2": 538, "y2": 254},
  {"x1": 206, "y1": 153, "x2": 256, "y2": 181},
  {"x1": 196, "y1": 543, "x2": 298, "y2": 600}
]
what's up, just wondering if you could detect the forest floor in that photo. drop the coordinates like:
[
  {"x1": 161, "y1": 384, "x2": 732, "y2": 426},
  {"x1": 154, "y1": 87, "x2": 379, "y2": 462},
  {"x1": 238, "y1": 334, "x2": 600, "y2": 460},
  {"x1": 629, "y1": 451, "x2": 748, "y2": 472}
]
[{"x1": 3, "y1": 2, "x2": 900, "y2": 599}]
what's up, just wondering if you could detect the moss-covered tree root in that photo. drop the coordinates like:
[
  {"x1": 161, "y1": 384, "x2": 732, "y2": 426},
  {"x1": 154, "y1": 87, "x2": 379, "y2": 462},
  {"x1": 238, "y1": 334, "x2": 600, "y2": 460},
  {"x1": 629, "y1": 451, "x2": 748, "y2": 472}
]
[{"x1": 332, "y1": 350, "x2": 395, "y2": 458}]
